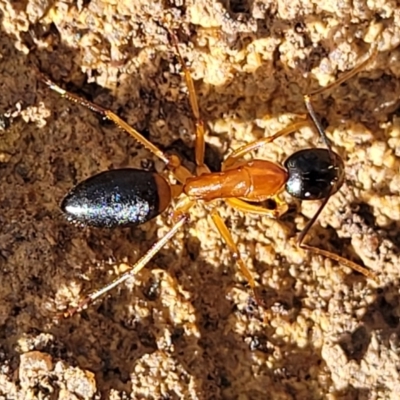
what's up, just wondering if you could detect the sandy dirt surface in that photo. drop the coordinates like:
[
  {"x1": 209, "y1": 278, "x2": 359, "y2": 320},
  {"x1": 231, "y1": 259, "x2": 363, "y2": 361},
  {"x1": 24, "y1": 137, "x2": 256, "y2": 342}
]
[{"x1": 0, "y1": 0, "x2": 400, "y2": 399}]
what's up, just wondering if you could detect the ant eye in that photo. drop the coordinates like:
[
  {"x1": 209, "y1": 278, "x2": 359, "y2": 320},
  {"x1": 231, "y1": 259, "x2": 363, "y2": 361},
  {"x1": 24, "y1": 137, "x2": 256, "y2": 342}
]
[{"x1": 284, "y1": 148, "x2": 345, "y2": 200}]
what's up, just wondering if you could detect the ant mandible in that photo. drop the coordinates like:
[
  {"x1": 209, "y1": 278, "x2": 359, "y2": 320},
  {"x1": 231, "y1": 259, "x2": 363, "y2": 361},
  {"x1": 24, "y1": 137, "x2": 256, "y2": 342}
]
[{"x1": 40, "y1": 30, "x2": 377, "y2": 317}]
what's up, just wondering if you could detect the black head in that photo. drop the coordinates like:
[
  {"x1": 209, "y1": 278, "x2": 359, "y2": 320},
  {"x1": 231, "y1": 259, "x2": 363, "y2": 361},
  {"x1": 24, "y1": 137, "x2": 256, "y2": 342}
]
[{"x1": 284, "y1": 148, "x2": 344, "y2": 200}]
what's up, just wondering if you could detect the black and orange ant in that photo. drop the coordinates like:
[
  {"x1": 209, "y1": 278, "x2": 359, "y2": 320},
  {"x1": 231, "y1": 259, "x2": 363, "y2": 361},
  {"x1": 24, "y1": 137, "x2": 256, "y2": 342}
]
[{"x1": 40, "y1": 31, "x2": 377, "y2": 316}]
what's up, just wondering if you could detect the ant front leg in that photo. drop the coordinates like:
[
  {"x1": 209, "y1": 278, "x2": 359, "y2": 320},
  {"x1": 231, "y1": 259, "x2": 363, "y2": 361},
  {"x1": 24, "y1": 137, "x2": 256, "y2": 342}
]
[
  {"x1": 225, "y1": 197, "x2": 288, "y2": 219},
  {"x1": 208, "y1": 207, "x2": 259, "y2": 298},
  {"x1": 220, "y1": 120, "x2": 311, "y2": 218},
  {"x1": 222, "y1": 120, "x2": 311, "y2": 170}
]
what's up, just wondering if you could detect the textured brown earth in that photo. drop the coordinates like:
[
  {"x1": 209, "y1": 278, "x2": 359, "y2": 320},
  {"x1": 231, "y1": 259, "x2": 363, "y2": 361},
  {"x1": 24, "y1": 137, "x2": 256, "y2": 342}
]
[{"x1": 0, "y1": 1, "x2": 400, "y2": 399}]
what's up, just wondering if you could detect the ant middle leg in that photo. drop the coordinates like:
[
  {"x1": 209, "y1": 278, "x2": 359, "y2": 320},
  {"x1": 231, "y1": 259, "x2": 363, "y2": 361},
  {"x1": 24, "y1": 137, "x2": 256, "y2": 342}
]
[
  {"x1": 175, "y1": 58, "x2": 262, "y2": 295},
  {"x1": 169, "y1": 32, "x2": 267, "y2": 294},
  {"x1": 168, "y1": 30, "x2": 208, "y2": 175}
]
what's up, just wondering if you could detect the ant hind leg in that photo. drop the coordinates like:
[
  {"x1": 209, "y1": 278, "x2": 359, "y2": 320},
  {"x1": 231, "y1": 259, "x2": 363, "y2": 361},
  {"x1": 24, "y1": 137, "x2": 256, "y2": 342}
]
[
  {"x1": 62, "y1": 212, "x2": 191, "y2": 317},
  {"x1": 39, "y1": 73, "x2": 193, "y2": 184}
]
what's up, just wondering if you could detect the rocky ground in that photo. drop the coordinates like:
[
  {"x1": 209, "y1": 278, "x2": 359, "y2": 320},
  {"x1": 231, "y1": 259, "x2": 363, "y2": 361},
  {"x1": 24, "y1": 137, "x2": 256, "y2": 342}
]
[{"x1": 0, "y1": 0, "x2": 400, "y2": 399}]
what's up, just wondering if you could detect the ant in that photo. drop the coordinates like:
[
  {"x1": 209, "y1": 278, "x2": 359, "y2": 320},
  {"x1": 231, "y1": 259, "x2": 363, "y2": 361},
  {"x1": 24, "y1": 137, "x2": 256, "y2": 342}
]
[{"x1": 40, "y1": 30, "x2": 377, "y2": 317}]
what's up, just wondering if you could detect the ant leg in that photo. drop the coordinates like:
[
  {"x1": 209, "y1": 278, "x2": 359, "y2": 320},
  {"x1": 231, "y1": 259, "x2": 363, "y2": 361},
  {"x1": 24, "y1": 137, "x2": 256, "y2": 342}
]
[
  {"x1": 209, "y1": 208, "x2": 258, "y2": 295},
  {"x1": 170, "y1": 195, "x2": 195, "y2": 221},
  {"x1": 225, "y1": 197, "x2": 288, "y2": 219},
  {"x1": 223, "y1": 120, "x2": 310, "y2": 170},
  {"x1": 39, "y1": 74, "x2": 170, "y2": 164},
  {"x1": 225, "y1": 40, "x2": 378, "y2": 170},
  {"x1": 169, "y1": 31, "x2": 207, "y2": 174},
  {"x1": 39, "y1": 73, "x2": 192, "y2": 184},
  {"x1": 63, "y1": 212, "x2": 190, "y2": 317}
]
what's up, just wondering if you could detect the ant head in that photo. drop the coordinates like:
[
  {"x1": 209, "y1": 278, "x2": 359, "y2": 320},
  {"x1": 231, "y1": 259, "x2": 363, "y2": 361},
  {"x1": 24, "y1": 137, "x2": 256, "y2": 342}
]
[{"x1": 284, "y1": 148, "x2": 345, "y2": 200}]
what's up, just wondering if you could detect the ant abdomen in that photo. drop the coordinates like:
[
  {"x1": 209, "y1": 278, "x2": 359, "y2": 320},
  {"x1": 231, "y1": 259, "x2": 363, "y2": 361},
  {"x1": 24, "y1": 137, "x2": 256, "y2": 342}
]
[
  {"x1": 284, "y1": 148, "x2": 345, "y2": 200},
  {"x1": 61, "y1": 169, "x2": 171, "y2": 228}
]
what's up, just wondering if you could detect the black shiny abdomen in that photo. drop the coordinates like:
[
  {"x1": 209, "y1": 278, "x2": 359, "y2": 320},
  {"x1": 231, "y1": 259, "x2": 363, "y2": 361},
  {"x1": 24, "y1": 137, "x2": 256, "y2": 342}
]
[
  {"x1": 284, "y1": 148, "x2": 345, "y2": 200},
  {"x1": 61, "y1": 169, "x2": 167, "y2": 228}
]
